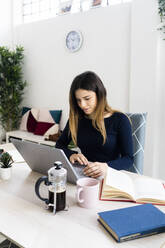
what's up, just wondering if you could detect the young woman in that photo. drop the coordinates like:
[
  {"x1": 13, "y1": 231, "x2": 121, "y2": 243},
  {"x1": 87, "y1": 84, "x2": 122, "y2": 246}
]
[{"x1": 55, "y1": 71, "x2": 133, "y2": 178}]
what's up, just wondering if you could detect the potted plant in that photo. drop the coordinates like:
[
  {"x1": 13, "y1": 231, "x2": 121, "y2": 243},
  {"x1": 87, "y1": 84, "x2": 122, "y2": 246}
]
[
  {"x1": 158, "y1": 0, "x2": 165, "y2": 39},
  {"x1": 0, "y1": 46, "x2": 27, "y2": 138},
  {"x1": 0, "y1": 152, "x2": 13, "y2": 180}
]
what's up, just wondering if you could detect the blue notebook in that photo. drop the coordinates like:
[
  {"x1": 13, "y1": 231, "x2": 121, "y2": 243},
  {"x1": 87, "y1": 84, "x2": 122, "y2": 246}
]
[{"x1": 98, "y1": 204, "x2": 165, "y2": 242}]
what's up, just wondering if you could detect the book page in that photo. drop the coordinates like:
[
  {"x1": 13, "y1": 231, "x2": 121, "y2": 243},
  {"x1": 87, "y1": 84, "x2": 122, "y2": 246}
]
[
  {"x1": 133, "y1": 176, "x2": 165, "y2": 202},
  {"x1": 104, "y1": 167, "x2": 136, "y2": 199}
]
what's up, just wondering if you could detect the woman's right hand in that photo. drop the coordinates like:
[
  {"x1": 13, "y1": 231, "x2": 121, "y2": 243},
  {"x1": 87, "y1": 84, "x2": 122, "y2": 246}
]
[{"x1": 69, "y1": 153, "x2": 88, "y2": 165}]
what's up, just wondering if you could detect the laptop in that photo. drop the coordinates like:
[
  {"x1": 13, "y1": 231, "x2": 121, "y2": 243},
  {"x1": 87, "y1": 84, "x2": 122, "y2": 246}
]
[{"x1": 11, "y1": 138, "x2": 87, "y2": 184}]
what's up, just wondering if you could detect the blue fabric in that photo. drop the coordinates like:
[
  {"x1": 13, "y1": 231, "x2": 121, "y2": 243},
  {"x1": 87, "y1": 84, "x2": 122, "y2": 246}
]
[
  {"x1": 21, "y1": 107, "x2": 31, "y2": 116},
  {"x1": 55, "y1": 112, "x2": 133, "y2": 171},
  {"x1": 49, "y1": 110, "x2": 62, "y2": 124},
  {"x1": 126, "y1": 113, "x2": 147, "y2": 174}
]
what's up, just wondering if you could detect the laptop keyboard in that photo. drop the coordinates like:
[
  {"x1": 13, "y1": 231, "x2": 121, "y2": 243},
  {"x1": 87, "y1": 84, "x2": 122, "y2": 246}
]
[
  {"x1": 72, "y1": 163, "x2": 103, "y2": 180},
  {"x1": 72, "y1": 163, "x2": 86, "y2": 177}
]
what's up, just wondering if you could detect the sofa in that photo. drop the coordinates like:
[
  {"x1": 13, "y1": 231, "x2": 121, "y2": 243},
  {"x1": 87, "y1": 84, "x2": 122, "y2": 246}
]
[{"x1": 6, "y1": 107, "x2": 62, "y2": 147}]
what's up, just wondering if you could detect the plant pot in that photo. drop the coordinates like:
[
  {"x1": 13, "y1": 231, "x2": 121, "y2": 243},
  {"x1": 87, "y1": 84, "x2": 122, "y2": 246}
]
[{"x1": 0, "y1": 167, "x2": 12, "y2": 180}]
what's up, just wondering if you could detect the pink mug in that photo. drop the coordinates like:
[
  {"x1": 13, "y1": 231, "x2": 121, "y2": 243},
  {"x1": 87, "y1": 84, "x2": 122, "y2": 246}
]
[{"x1": 76, "y1": 178, "x2": 100, "y2": 208}]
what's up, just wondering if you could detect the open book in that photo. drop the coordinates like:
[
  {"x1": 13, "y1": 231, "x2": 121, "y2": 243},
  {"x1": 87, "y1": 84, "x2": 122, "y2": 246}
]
[{"x1": 100, "y1": 167, "x2": 165, "y2": 205}]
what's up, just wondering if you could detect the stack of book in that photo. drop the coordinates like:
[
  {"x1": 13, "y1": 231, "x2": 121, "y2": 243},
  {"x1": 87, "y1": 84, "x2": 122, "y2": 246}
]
[{"x1": 98, "y1": 168, "x2": 165, "y2": 242}]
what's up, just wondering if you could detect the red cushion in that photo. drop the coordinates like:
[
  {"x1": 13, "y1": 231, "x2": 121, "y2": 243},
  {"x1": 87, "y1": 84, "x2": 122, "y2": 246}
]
[
  {"x1": 34, "y1": 122, "x2": 54, "y2": 135},
  {"x1": 27, "y1": 111, "x2": 38, "y2": 132}
]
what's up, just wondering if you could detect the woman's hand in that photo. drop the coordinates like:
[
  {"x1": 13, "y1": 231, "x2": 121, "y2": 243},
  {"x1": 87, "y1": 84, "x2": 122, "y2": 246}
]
[
  {"x1": 70, "y1": 153, "x2": 89, "y2": 165},
  {"x1": 83, "y1": 162, "x2": 108, "y2": 178}
]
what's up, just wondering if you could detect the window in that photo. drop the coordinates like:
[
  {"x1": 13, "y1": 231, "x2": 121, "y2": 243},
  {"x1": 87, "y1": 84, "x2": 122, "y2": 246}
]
[
  {"x1": 22, "y1": 0, "x2": 132, "y2": 23},
  {"x1": 23, "y1": 0, "x2": 58, "y2": 22}
]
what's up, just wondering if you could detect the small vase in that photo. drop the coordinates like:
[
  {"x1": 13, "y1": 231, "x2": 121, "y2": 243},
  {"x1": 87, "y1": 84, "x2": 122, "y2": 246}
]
[{"x1": 0, "y1": 167, "x2": 12, "y2": 180}]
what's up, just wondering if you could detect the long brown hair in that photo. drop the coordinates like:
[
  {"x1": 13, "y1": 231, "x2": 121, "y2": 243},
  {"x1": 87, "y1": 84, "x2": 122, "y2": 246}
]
[{"x1": 69, "y1": 71, "x2": 114, "y2": 145}]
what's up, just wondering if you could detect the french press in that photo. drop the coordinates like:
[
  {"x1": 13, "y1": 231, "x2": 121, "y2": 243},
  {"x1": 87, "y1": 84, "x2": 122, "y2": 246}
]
[{"x1": 35, "y1": 161, "x2": 67, "y2": 214}]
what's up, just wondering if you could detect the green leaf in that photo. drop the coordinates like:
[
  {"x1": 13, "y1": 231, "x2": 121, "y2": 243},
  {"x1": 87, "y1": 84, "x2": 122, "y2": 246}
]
[
  {"x1": 0, "y1": 46, "x2": 27, "y2": 131},
  {"x1": 158, "y1": 0, "x2": 165, "y2": 39},
  {"x1": 0, "y1": 152, "x2": 13, "y2": 168}
]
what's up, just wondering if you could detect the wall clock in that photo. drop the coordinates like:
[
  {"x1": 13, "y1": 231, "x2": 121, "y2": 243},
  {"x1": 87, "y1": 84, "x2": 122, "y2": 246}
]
[{"x1": 65, "y1": 30, "x2": 83, "y2": 52}]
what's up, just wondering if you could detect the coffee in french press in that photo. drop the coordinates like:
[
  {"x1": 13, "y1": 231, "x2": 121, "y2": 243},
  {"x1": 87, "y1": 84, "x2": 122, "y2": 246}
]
[{"x1": 35, "y1": 161, "x2": 67, "y2": 213}]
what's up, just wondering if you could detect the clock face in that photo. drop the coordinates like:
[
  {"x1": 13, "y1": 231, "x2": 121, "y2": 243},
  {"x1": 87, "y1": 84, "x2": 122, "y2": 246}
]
[{"x1": 66, "y1": 30, "x2": 83, "y2": 52}]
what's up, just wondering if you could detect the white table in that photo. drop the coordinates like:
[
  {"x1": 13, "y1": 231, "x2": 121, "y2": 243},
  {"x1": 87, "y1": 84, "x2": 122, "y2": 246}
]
[{"x1": 0, "y1": 143, "x2": 165, "y2": 248}]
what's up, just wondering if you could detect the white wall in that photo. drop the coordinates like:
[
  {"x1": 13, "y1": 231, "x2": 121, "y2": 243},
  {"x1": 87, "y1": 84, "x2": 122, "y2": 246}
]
[
  {"x1": 130, "y1": 0, "x2": 158, "y2": 177},
  {"x1": 154, "y1": 37, "x2": 165, "y2": 179},
  {"x1": 0, "y1": 0, "x2": 13, "y2": 46},
  {"x1": 129, "y1": 0, "x2": 165, "y2": 180},
  {"x1": 14, "y1": 4, "x2": 131, "y2": 129}
]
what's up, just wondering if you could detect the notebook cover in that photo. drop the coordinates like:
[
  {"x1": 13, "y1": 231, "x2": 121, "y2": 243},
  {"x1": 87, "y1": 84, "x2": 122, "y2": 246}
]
[{"x1": 98, "y1": 204, "x2": 165, "y2": 242}]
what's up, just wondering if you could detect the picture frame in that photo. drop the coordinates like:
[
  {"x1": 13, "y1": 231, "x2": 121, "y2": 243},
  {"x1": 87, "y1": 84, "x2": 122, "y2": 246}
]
[
  {"x1": 58, "y1": 0, "x2": 72, "y2": 14},
  {"x1": 91, "y1": 0, "x2": 102, "y2": 7}
]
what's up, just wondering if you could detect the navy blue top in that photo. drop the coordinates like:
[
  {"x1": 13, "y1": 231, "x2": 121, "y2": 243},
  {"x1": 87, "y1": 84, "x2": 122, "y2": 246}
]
[{"x1": 55, "y1": 112, "x2": 133, "y2": 170}]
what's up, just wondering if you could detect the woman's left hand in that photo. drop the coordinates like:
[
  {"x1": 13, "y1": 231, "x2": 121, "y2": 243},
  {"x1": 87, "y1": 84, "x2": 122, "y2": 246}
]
[{"x1": 83, "y1": 162, "x2": 108, "y2": 178}]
